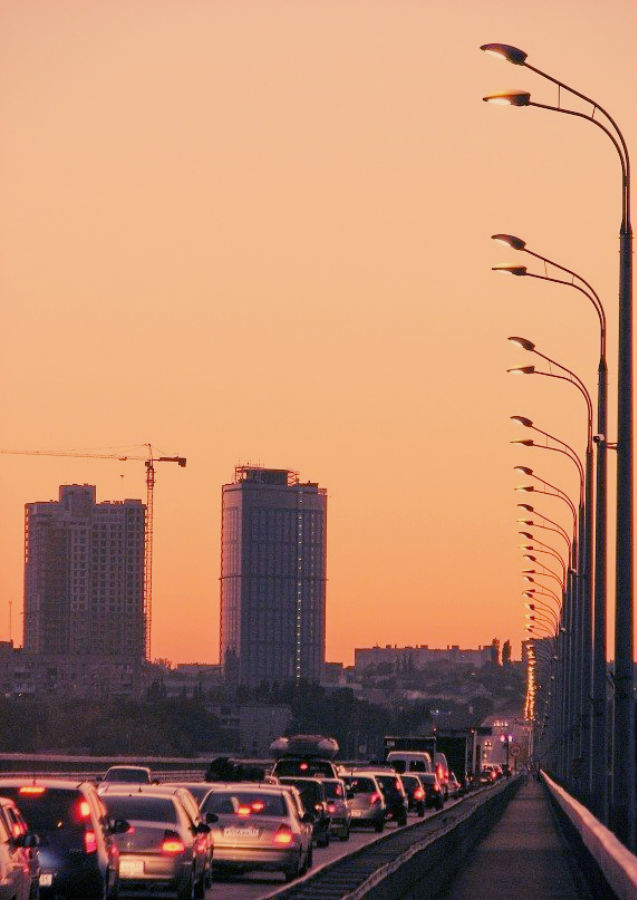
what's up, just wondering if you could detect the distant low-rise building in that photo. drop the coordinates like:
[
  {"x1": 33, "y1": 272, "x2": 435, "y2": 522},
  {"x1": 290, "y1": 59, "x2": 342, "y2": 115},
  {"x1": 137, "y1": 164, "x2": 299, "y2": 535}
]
[
  {"x1": 355, "y1": 644, "x2": 493, "y2": 673},
  {"x1": 206, "y1": 703, "x2": 292, "y2": 756}
]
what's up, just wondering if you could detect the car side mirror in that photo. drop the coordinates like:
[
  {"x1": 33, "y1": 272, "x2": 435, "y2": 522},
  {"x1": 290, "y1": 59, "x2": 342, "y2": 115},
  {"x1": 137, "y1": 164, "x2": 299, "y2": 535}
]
[
  {"x1": 196, "y1": 822, "x2": 210, "y2": 834},
  {"x1": 205, "y1": 812, "x2": 218, "y2": 825},
  {"x1": 110, "y1": 819, "x2": 131, "y2": 835}
]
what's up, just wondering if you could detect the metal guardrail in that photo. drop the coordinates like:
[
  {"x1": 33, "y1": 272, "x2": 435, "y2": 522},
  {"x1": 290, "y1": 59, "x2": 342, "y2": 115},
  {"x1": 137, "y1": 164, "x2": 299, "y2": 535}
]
[{"x1": 542, "y1": 771, "x2": 637, "y2": 900}]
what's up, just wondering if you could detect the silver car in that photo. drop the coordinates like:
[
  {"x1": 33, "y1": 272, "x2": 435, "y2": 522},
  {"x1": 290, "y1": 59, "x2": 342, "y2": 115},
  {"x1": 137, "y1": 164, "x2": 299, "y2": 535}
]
[
  {"x1": 200, "y1": 784, "x2": 313, "y2": 882},
  {"x1": 0, "y1": 796, "x2": 39, "y2": 900},
  {"x1": 321, "y1": 778, "x2": 351, "y2": 840}
]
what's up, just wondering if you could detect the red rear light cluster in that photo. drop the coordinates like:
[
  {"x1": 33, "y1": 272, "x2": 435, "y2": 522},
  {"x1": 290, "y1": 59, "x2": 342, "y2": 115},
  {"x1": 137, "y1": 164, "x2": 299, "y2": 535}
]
[
  {"x1": 161, "y1": 831, "x2": 186, "y2": 855},
  {"x1": 369, "y1": 792, "x2": 381, "y2": 806},
  {"x1": 414, "y1": 788, "x2": 425, "y2": 801},
  {"x1": 327, "y1": 803, "x2": 336, "y2": 814},
  {"x1": 237, "y1": 806, "x2": 252, "y2": 817},
  {"x1": 273, "y1": 825, "x2": 293, "y2": 845},
  {"x1": 78, "y1": 800, "x2": 91, "y2": 820},
  {"x1": 84, "y1": 829, "x2": 98, "y2": 854},
  {"x1": 18, "y1": 786, "x2": 45, "y2": 796}
]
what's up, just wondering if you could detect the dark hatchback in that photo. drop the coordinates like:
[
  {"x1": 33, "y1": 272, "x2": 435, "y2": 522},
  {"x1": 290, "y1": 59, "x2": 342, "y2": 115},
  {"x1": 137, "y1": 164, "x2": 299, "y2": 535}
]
[
  {"x1": 0, "y1": 778, "x2": 127, "y2": 900},
  {"x1": 277, "y1": 778, "x2": 331, "y2": 847}
]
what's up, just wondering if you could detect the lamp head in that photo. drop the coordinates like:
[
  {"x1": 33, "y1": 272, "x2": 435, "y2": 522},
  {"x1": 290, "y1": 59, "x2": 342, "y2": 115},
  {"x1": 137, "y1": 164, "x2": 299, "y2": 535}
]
[
  {"x1": 492, "y1": 233, "x2": 526, "y2": 251},
  {"x1": 511, "y1": 438, "x2": 535, "y2": 447},
  {"x1": 483, "y1": 91, "x2": 531, "y2": 106},
  {"x1": 508, "y1": 336, "x2": 535, "y2": 352},
  {"x1": 493, "y1": 263, "x2": 528, "y2": 275},
  {"x1": 517, "y1": 503, "x2": 534, "y2": 512},
  {"x1": 518, "y1": 531, "x2": 533, "y2": 540},
  {"x1": 514, "y1": 465, "x2": 533, "y2": 475},
  {"x1": 480, "y1": 43, "x2": 528, "y2": 65},
  {"x1": 511, "y1": 415, "x2": 533, "y2": 427},
  {"x1": 507, "y1": 365, "x2": 536, "y2": 375},
  {"x1": 515, "y1": 485, "x2": 534, "y2": 493}
]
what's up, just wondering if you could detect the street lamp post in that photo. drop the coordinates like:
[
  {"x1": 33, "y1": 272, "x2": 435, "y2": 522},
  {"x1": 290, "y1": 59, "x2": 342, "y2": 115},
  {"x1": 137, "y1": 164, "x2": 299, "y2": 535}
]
[
  {"x1": 495, "y1": 238, "x2": 610, "y2": 820},
  {"x1": 481, "y1": 42, "x2": 633, "y2": 847}
]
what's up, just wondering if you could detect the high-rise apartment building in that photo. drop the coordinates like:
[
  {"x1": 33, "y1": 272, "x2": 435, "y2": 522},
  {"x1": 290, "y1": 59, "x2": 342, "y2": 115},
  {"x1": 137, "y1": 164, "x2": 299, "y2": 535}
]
[
  {"x1": 24, "y1": 485, "x2": 145, "y2": 660},
  {"x1": 220, "y1": 466, "x2": 327, "y2": 687}
]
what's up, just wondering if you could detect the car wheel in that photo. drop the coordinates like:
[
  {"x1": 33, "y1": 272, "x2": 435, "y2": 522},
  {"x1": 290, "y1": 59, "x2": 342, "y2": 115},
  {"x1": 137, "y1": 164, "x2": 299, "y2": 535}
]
[
  {"x1": 374, "y1": 821, "x2": 384, "y2": 833},
  {"x1": 306, "y1": 846, "x2": 313, "y2": 870},
  {"x1": 340, "y1": 826, "x2": 350, "y2": 841},
  {"x1": 204, "y1": 861, "x2": 213, "y2": 890},
  {"x1": 193, "y1": 868, "x2": 206, "y2": 900},
  {"x1": 177, "y1": 873, "x2": 195, "y2": 900},
  {"x1": 284, "y1": 853, "x2": 302, "y2": 882},
  {"x1": 397, "y1": 815, "x2": 407, "y2": 827}
]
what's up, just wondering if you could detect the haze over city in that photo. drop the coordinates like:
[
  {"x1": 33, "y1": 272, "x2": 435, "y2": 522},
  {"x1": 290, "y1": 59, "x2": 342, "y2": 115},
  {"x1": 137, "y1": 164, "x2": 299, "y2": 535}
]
[{"x1": 1, "y1": 0, "x2": 635, "y2": 666}]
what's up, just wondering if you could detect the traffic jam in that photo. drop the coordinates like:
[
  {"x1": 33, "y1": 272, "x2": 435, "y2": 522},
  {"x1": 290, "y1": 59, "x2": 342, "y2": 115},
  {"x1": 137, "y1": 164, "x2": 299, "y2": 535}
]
[{"x1": 0, "y1": 734, "x2": 508, "y2": 899}]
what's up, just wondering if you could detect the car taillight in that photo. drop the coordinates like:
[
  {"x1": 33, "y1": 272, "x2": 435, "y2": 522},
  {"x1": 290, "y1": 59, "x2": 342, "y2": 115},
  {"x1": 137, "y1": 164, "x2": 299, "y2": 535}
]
[
  {"x1": 300, "y1": 762, "x2": 309, "y2": 771},
  {"x1": 327, "y1": 803, "x2": 336, "y2": 814},
  {"x1": 414, "y1": 788, "x2": 425, "y2": 801},
  {"x1": 314, "y1": 803, "x2": 323, "y2": 812},
  {"x1": 237, "y1": 806, "x2": 252, "y2": 816},
  {"x1": 18, "y1": 786, "x2": 45, "y2": 795},
  {"x1": 161, "y1": 831, "x2": 186, "y2": 855},
  {"x1": 369, "y1": 792, "x2": 381, "y2": 805},
  {"x1": 78, "y1": 800, "x2": 91, "y2": 819},
  {"x1": 252, "y1": 801, "x2": 265, "y2": 813},
  {"x1": 273, "y1": 826, "x2": 293, "y2": 845},
  {"x1": 84, "y1": 829, "x2": 98, "y2": 854}
]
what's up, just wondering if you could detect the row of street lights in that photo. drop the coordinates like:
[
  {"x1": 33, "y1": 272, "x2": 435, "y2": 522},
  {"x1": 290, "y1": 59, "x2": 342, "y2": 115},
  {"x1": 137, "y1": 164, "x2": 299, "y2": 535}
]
[{"x1": 481, "y1": 42, "x2": 633, "y2": 849}]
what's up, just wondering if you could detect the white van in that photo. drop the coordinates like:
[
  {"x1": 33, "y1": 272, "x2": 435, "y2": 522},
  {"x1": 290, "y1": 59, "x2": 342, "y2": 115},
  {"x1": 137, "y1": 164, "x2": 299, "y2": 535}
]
[{"x1": 386, "y1": 751, "x2": 433, "y2": 774}]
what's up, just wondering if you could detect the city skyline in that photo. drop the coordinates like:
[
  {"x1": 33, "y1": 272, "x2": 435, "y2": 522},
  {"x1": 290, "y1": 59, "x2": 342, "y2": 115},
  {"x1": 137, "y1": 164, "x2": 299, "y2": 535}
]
[{"x1": 0, "y1": 1, "x2": 635, "y2": 666}]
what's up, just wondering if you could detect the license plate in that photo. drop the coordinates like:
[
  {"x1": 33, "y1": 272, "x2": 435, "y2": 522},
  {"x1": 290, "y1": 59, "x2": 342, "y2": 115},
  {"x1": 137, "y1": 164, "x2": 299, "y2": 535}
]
[
  {"x1": 224, "y1": 826, "x2": 260, "y2": 839},
  {"x1": 351, "y1": 810, "x2": 361, "y2": 817},
  {"x1": 39, "y1": 874, "x2": 54, "y2": 887},
  {"x1": 120, "y1": 859, "x2": 144, "y2": 877}
]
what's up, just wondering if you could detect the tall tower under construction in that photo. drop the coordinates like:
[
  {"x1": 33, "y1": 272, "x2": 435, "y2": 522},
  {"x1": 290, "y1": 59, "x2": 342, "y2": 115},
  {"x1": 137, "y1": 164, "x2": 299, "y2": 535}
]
[
  {"x1": 220, "y1": 466, "x2": 327, "y2": 687},
  {"x1": 24, "y1": 484, "x2": 145, "y2": 660}
]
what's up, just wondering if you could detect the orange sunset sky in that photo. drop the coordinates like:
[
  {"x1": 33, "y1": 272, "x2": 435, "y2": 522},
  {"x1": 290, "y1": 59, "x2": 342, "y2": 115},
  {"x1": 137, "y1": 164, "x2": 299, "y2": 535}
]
[{"x1": 0, "y1": 1, "x2": 635, "y2": 666}]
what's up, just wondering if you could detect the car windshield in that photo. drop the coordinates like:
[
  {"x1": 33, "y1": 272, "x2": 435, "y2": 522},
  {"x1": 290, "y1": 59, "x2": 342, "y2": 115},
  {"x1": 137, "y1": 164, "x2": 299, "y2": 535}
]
[
  {"x1": 0, "y1": 787, "x2": 87, "y2": 832},
  {"x1": 102, "y1": 796, "x2": 177, "y2": 823},
  {"x1": 203, "y1": 791, "x2": 286, "y2": 817}
]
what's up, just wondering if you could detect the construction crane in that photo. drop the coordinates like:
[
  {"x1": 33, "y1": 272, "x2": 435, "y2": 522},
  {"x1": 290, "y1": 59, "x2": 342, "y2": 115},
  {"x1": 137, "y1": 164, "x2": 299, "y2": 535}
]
[{"x1": 1, "y1": 443, "x2": 186, "y2": 659}]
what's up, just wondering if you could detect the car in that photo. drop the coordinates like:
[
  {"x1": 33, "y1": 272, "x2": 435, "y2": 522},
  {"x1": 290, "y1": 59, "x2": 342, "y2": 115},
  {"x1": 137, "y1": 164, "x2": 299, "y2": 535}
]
[
  {"x1": 0, "y1": 778, "x2": 125, "y2": 900},
  {"x1": 100, "y1": 766, "x2": 154, "y2": 786},
  {"x1": 446, "y1": 771, "x2": 462, "y2": 798},
  {"x1": 386, "y1": 751, "x2": 433, "y2": 774},
  {"x1": 276, "y1": 777, "x2": 331, "y2": 847},
  {"x1": 419, "y1": 772, "x2": 445, "y2": 810},
  {"x1": 479, "y1": 766, "x2": 498, "y2": 784},
  {"x1": 340, "y1": 773, "x2": 386, "y2": 833},
  {"x1": 434, "y1": 753, "x2": 450, "y2": 798},
  {"x1": 99, "y1": 787, "x2": 210, "y2": 899},
  {"x1": 0, "y1": 795, "x2": 40, "y2": 900},
  {"x1": 320, "y1": 778, "x2": 351, "y2": 841},
  {"x1": 399, "y1": 773, "x2": 426, "y2": 816},
  {"x1": 200, "y1": 784, "x2": 313, "y2": 882},
  {"x1": 356, "y1": 770, "x2": 408, "y2": 827}
]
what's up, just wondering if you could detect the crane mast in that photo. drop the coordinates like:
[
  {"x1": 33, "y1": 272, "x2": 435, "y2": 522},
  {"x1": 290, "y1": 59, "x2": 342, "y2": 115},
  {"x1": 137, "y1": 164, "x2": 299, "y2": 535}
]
[{"x1": 1, "y1": 444, "x2": 186, "y2": 660}]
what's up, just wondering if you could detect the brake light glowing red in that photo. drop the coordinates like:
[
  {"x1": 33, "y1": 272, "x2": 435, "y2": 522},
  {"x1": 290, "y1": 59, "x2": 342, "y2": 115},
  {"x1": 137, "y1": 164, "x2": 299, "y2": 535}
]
[
  {"x1": 161, "y1": 831, "x2": 186, "y2": 855},
  {"x1": 369, "y1": 792, "x2": 381, "y2": 806},
  {"x1": 300, "y1": 762, "x2": 309, "y2": 771},
  {"x1": 18, "y1": 786, "x2": 45, "y2": 796},
  {"x1": 327, "y1": 803, "x2": 336, "y2": 814},
  {"x1": 84, "y1": 829, "x2": 98, "y2": 854},
  {"x1": 251, "y1": 801, "x2": 265, "y2": 813},
  {"x1": 237, "y1": 806, "x2": 252, "y2": 816},
  {"x1": 273, "y1": 826, "x2": 293, "y2": 845},
  {"x1": 414, "y1": 788, "x2": 425, "y2": 801},
  {"x1": 78, "y1": 800, "x2": 91, "y2": 819}
]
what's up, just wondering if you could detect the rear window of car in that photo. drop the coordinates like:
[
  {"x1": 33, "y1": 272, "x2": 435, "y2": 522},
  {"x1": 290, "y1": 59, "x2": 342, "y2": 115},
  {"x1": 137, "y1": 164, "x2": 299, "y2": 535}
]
[
  {"x1": 102, "y1": 796, "x2": 177, "y2": 823},
  {"x1": 322, "y1": 781, "x2": 344, "y2": 800},
  {"x1": 343, "y1": 777, "x2": 375, "y2": 794},
  {"x1": 375, "y1": 775, "x2": 401, "y2": 793},
  {"x1": 420, "y1": 774, "x2": 436, "y2": 784},
  {"x1": 203, "y1": 791, "x2": 286, "y2": 817},
  {"x1": 278, "y1": 780, "x2": 322, "y2": 804},
  {"x1": 400, "y1": 775, "x2": 419, "y2": 788},
  {"x1": 273, "y1": 759, "x2": 334, "y2": 777},
  {"x1": 104, "y1": 769, "x2": 150, "y2": 783},
  {"x1": 0, "y1": 787, "x2": 88, "y2": 832}
]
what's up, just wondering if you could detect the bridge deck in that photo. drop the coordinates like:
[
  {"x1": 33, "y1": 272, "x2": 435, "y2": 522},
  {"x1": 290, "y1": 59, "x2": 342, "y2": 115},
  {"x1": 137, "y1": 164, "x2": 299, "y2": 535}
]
[{"x1": 439, "y1": 778, "x2": 589, "y2": 900}]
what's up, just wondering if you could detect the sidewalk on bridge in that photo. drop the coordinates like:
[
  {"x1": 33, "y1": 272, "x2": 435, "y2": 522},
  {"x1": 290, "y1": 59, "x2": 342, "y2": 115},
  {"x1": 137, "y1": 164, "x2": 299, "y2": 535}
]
[{"x1": 439, "y1": 778, "x2": 589, "y2": 900}]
